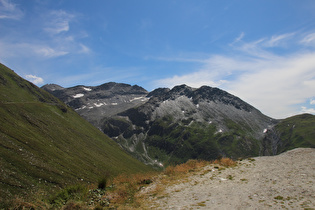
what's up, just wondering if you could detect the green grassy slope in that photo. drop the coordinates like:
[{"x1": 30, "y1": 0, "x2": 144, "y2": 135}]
[
  {"x1": 262, "y1": 113, "x2": 315, "y2": 155},
  {"x1": 275, "y1": 113, "x2": 315, "y2": 154},
  {"x1": 0, "y1": 63, "x2": 152, "y2": 206}
]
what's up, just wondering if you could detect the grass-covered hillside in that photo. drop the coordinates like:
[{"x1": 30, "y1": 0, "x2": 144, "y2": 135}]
[
  {"x1": 262, "y1": 113, "x2": 315, "y2": 155},
  {"x1": 0, "y1": 63, "x2": 152, "y2": 207},
  {"x1": 274, "y1": 114, "x2": 315, "y2": 153}
]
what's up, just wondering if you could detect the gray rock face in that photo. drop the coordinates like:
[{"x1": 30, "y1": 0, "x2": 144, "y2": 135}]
[
  {"x1": 42, "y1": 83, "x2": 278, "y2": 166},
  {"x1": 42, "y1": 82, "x2": 149, "y2": 127},
  {"x1": 103, "y1": 85, "x2": 277, "y2": 165}
]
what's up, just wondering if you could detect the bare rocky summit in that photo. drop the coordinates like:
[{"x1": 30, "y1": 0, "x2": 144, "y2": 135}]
[
  {"x1": 42, "y1": 82, "x2": 149, "y2": 127},
  {"x1": 144, "y1": 148, "x2": 315, "y2": 209}
]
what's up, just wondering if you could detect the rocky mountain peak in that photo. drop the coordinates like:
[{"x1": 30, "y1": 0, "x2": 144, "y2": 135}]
[
  {"x1": 147, "y1": 87, "x2": 170, "y2": 98},
  {"x1": 95, "y1": 82, "x2": 148, "y2": 95},
  {"x1": 146, "y1": 85, "x2": 253, "y2": 112},
  {"x1": 165, "y1": 84, "x2": 194, "y2": 99},
  {"x1": 41, "y1": 82, "x2": 149, "y2": 127},
  {"x1": 42, "y1": 83, "x2": 64, "y2": 91},
  {"x1": 190, "y1": 86, "x2": 253, "y2": 112}
]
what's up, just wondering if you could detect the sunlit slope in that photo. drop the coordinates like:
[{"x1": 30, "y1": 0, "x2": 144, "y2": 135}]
[
  {"x1": 262, "y1": 113, "x2": 315, "y2": 155},
  {"x1": 0, "y1": 63, "x2": 152, "y2": 204},
  {"x1": 277, "y1": 114, "x2": 314, "y2": 152}
]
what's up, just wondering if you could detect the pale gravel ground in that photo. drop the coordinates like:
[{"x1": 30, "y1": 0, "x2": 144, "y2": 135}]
[{"x1": 144, "y1": 148, "x2": 315, "y2": 209}]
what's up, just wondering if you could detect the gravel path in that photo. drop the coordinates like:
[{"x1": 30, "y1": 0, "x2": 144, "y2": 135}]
[{"x1": 147, "y1": 148, "x2": 315, "y2": 209}]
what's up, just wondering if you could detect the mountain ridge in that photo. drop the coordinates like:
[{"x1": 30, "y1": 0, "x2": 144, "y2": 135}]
[
  {"x1": 41, "y1": 72, "x2": 314, "y2": 166},
  {"x1": 43, "y1": 81, "x2": 284, "y2": 166},
  {"x1": 42, "y1": 82, "x2": 149, "y2": 127}
]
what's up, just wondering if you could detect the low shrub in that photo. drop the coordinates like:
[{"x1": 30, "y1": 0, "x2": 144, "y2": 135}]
[{"x1": 49, "y1": 184, "x2": 89, "y2": 206}]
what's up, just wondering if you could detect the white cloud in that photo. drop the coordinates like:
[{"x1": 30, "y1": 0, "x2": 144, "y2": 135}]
[
  {"x1": 226, "y1": 52, "x2": 315, "y2": 118},
  {"x1": 230, "y1": 32, "x2": 245, "y2": 44},
  {"x1": 0, "y1": 0, "x2": 23, "y2": 20},
  {"x1": 301, "y1": 32, "x2": 315, "y2": 47},
  {"x1": 263, "y1": 33, "x2": 295, "y2": 47},
  {"x1": 34, "y1": 46, "x2": 68, "y2": 58},
  {"x1": 154, "y1": 32, "x2": 315, "y2": 119},
  {"x1": 44, "y1": 10, "x2": 74, "y2": 35},
  {"x1": 310, "y1": 99, "x2": 315, "y2": 105},
  {"x1": 25, "y1": 75, "x2": 44, "y2": 85},
  {"x1": 300, "y1": 106, "x2": 315, "y2": 115},
  {"x1": 79, "y1": 44, "x2": 90, "y2": 54},
  {"x1": 0, "y1": 41, "x2": 69, "y2": 58}
]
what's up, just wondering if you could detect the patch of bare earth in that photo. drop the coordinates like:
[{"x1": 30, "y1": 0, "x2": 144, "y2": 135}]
[{"x1": 140, "y1": 148, "x2": 315, "y2": 209}]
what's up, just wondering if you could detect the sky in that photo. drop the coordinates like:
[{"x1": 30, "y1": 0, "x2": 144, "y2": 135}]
[{"x1": 1, "y1": 0, "x2": 315, "y2": 119}]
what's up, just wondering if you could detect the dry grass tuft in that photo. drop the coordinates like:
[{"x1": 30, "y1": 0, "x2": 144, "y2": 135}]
[
  {"x1": 164, "y1": 159, "x2": 209, "y2": 176},
  {"x1": 213, "y1": 157, "x2": 237, "y2": 167}
]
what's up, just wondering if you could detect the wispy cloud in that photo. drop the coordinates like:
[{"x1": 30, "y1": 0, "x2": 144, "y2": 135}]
[
  {"x1": 0, "y1": 41, "x2": 69, "y2": 58},
  {"x1": 263, "y1": 33, "x2": 295, "y2": 47},
  {"x1": 230, "y1": 32, "x2": 245, "y2": 44},
  {"x1": 44, "y1": 10, "x2": 74, "y2": 35},
  {"x1": 78, "y1": 43, "x2": 91, "y2": 54},
  {"x1": 34, "y1": 46, "x2": 69, "y2": 58},
  {"x1": 0, "y1": 0, "x2": 23, "y2": 20},
  {"x1": 300, "y1": 32, "x2": 315, "y2": 47},
  {"x1": 0, "y1": 7, "x2": 90, "y2": 62},
  {"x1": 154, "y1": 32, "x2": 315, "y2": 118},
  {"x1": 25, "y1": 75, "x2": 44, "y2": 85},
  {"x1": 300, "y1": 106, "x2": 315, "y2": 115}
]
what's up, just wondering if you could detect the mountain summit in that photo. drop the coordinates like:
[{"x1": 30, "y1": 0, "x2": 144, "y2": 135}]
[{"x1": 42, "y1": 82, "x2": 149, "y2": 127}]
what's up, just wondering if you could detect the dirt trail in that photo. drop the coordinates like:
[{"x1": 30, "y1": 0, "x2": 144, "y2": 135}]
[{"x1": 145, "y1": 148, "x2": 315, "y2": 209}]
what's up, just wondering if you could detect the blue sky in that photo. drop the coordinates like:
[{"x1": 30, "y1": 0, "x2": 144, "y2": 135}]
[{"x1": 1, "y1": 0, "x2": 315, "y2": 118}]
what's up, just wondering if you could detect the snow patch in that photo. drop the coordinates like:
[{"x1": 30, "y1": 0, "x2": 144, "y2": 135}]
[
  {"x1": 73, "y1": 93, "x2": 84, "y2": 98},
  {"x1": 75, "y1": 105, "x2": 87, "y2": 111},
  {"x1": 130, "y1": 96, "x2": 147, "y2": 102},
  {"x1": 83, "y1": 87, "x2": 92, "y2": 91},
  {"x1": 263, "y1": 128, "x2": 268, "y2": 133},
  {"x1": 111, "y1": 103, "x2": 118, "y2": 105},
  {"x1": 94, "y1": 102, "x2": 106, "y2": 107},
  {"x1": 196, "y1": 104, "x2": 199, "y2": 108}
]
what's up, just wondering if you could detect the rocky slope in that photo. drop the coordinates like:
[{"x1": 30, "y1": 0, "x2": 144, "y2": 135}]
[
  {"x1": 43, "y1": 83, "x2": 282, "y2": 166},
  {"x1": 102, "y1": 84, "x2": 277, "y2": 165},
  {"x1": 42, "y1": 82, "x2": 149, "y2": 127},
  {"x1": 144, "y1": 148, "x2": 315, "y2": 209}
]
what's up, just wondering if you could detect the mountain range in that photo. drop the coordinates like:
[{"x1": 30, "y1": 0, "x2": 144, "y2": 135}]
[{"x1": 42, "y1": 82, "x2": 315, "y2": 166}]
